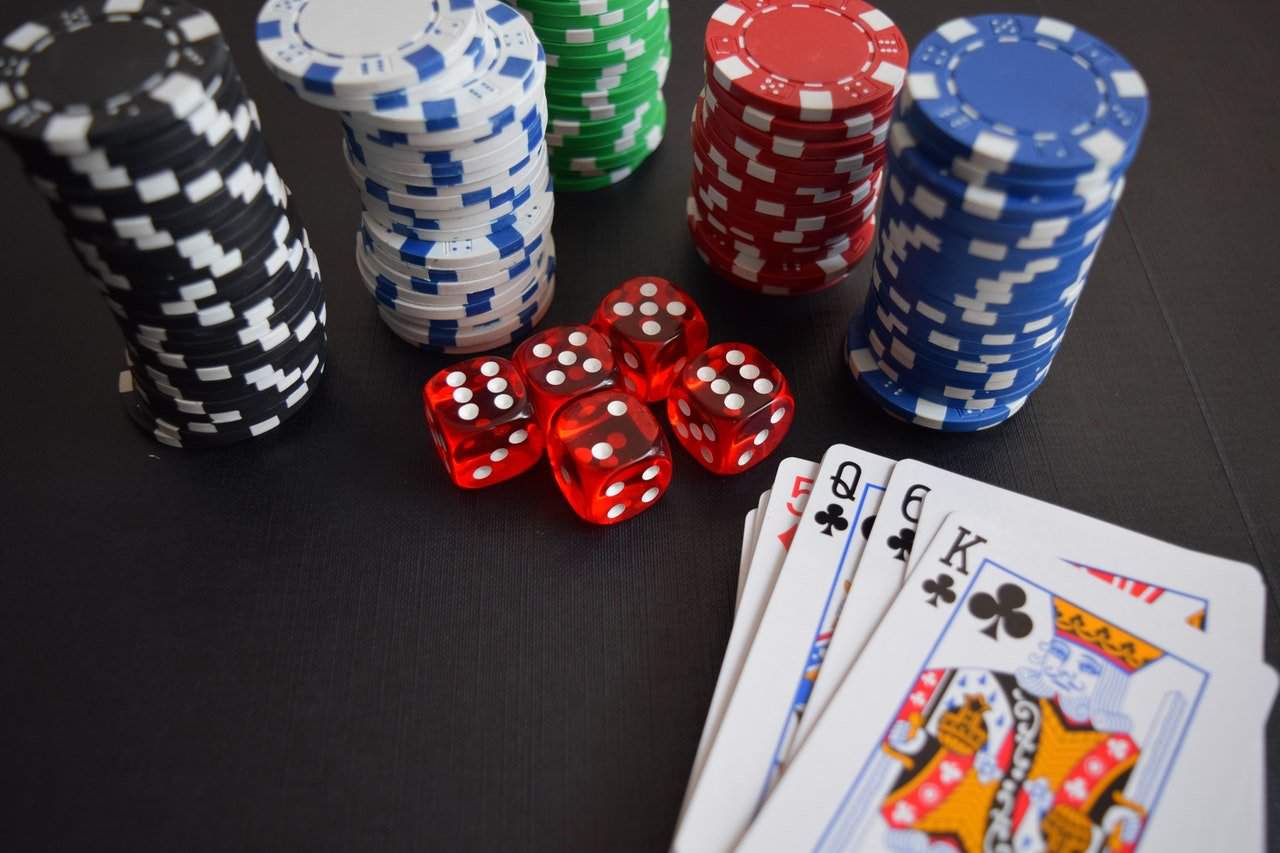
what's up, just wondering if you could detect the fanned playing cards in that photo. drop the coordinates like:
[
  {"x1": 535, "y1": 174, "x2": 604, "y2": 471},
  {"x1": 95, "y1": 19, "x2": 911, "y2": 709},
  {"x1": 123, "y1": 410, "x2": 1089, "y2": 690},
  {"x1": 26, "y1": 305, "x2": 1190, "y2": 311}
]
[{"x1": 672, "y1": 451, "x2": 1275, "y2": 852}]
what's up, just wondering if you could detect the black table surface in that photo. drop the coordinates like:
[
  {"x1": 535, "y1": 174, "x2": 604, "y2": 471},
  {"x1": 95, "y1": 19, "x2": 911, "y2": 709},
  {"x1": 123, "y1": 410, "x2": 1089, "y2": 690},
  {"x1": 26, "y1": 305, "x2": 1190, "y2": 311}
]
[{"x1": 2, "y1": 1, "x2": 1277, "y2": 849}]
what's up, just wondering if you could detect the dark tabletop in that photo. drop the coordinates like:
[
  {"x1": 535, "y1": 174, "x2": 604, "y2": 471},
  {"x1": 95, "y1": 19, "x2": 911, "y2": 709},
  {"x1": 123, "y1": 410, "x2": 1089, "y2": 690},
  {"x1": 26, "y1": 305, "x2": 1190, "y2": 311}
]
[{"x1": 2, "y1": 0, "x2": 1277, "y2": 850}]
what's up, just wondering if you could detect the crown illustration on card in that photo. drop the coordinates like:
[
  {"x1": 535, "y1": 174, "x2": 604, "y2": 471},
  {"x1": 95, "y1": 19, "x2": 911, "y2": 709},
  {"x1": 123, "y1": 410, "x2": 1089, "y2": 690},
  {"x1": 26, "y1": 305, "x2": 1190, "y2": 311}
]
[{"x1": 1053, "y1": 599, "x2": 1164, "y2": 672}]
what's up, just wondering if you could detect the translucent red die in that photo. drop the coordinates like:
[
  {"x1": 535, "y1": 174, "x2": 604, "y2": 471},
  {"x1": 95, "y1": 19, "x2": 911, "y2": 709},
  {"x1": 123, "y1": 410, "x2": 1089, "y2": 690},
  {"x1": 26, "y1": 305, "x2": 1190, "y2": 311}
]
[
  {"x1": 547, "y1": 389, "x2": 674, "y2": 524},
  {"x1": 590, "y1": 276, "x2": 709, "y2": 402},
  {"x1": 512, "y1": 324, "x2": 619, "y2": 432},
  {"x1": 423, "y1": 356, "x2": 543, "y2": 489},
  {"x1": 666, "y1": 343, "x2": 794, "y2": 475}
]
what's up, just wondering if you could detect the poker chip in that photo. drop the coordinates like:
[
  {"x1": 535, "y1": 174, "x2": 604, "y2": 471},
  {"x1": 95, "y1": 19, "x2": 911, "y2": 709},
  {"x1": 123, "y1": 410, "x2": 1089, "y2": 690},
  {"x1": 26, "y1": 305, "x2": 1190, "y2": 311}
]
[
  {"x1": 0, "y1": 1, "x2": 326, "y2": 448},
  {"x1": 259, "y1": 0, "x2": 556, "y2": 350},
  {"x1": 510, "y1": 0, "x2": 669, "y2": 191},
  {"x1": 845, "y1": 15, "x2": 1148, "y2": 431},
  {"x1": 688, "y1": 1, "x2": 905, "y2": 296}
]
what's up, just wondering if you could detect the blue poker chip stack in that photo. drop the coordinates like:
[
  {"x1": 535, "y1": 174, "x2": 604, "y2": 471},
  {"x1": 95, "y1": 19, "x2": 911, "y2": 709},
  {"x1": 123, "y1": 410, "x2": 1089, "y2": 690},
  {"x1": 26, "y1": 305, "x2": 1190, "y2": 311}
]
[
  {"x1": 257, "y1": 0, "x2": 557, "y2": 354},
  {"x1": 0, "y1": 1, "x2": 326, "y2": 449},
  {"x1": 845, "y1": 15, "x2": 1148, "y2": 431}
]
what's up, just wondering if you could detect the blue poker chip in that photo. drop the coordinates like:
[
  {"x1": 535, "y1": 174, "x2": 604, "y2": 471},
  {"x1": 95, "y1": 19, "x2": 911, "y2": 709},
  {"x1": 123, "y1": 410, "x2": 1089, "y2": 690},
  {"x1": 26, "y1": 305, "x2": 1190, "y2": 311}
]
[
  {"x1": 255, "y1": 0, "x2": 482, "y2": 100},
  {"x1": 906, "y1": 15, "x2": 1149, "y2": 178},
  {"x1": 845, "y1": 312, "x2": 1030, "y2": 432}
]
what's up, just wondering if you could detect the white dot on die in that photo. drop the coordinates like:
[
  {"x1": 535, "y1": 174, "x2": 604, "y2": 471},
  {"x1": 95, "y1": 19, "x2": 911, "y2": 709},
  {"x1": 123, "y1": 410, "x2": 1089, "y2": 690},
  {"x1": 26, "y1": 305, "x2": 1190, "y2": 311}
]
[
  {"x1": 710, "y1": 379, "x2": 730, "y2": 395},
  {"x1": 739, "y1": 364, "x2": 760, "y2": 380},
  {"x1": 677, "y1": 399, "x2": 691, "y2": 417},
  {"x1": 675, "y1": 422, "x2": 689, "y2": 438},
  {"x1": 754, "y1": 378, "x2": 775, "y2": 395},
  {"x1": 639, "y1": 282, "x2": 658, "y2": 297},
  {"x1": 641, "y1": 465, "x2": 660, "y2": 481},
  {"x1": 754, "y1": 429, "x2": 769, "y2": 446},
  {"x1": 690, "y1": 423, "x2": 703, "y2": 440},
  {"x1": 703, "y1": 424, "x2": 717, "y2": 441},
  {"x1": 724, "y1": 393, "x2": 745, "y2": 410},
  {"x1": 509, "y1": 429, "x2": 529, "y2": 444},
  {"x1": 641, "y1": 321, "x2": 662, "y2": 336},
  {"x1": 607, "y1": 503, "x2": 627, "y2": 519},
  {"x1": 480, "y1": 361, "x2": 500, "y2": 377},
  {"x1": 726, "y1": 350, "x2": 745, "y2": 365},
  {"x1": 607, "y1": 400, "x2": 628, "y2": 416},
  {"x1": 532, "y1": 343, "x2": 552, "y2": 358},
  {"x1": 771, "y1": 407, "x2": 787, "y2": 424},
  {"x1": 696, "y1": 366, "x2": 716, "y2": 382},
  {"x1": 493, "y1": 394, "x2": 514, "y2": 410},
  {"x1": 641, "y1": 487, "x2": 660, "y2": 503},
  {"x1": 452, "y1": 387, "x2": 473, "y2": 404},
  {"x1": 624, "y1": 352, "x2": 640, "y2": 369},
  {"x1": 487, "y1": 377, "x2": 508, "y2": 393},
  {"x1": 445, "y1": 370, "x2": 466, "y2": 387},
  {"x1": 613, "y1": 301, "x2": 634, "y2": 317},
  {"x1": 591, "y1": 442, "x2": 614, "y2": 460},
  {"x1": 568, "y1": 331, "x2": 587, "y2": 346},
  {"x1": 640, "y1": 301, "x2": 659, "y2": 316},
  {"x1": 667, "y1": 302, "x2": 686, "y2": 317},
  {"x1": 700, "y1": 447, "x2": 714, "y2": 464},
  {"x1": 545, "y1": 369, "x2": 566, "y2": 386},
  {"x1": 558, "y1": 350, "x2": 577, "y2": 366},
  {"x1": 605, "y1": 481, "x2": 625, "y2": 497},
  {"x1": 458, "y1": 403, "x2": 479, "y2": 420},
  {"x1": 473, "y1": 465, "x2": 493, "y2": 480},
  {"x1": 737, "y1": 449, "x2": 754, "y2": 467},
  {"x1": 490, "y1": 448, "x2": 509, "y2": 462},
  {"x1": 583, "y1": 358, "x2": 602, "y2": 374}
]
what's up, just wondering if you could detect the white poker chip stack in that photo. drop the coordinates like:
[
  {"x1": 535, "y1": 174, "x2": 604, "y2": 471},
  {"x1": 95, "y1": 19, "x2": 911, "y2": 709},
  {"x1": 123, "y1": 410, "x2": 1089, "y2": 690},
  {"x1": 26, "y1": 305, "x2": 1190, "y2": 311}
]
[{"x1": 256, "y1": 0, "x2": 557, "y2": 353}]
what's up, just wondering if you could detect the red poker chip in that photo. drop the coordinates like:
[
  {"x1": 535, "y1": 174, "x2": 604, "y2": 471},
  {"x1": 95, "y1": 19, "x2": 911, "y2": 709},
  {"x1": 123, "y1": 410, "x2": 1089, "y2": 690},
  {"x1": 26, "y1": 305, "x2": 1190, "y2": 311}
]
[
  {"x1": 691, "y1": 175, "x2": 880, "y2": 247},
  {"x1": 704, "y1": 0, "x2": 908, "y2": 123},
  {"x1": 691, "y1": 163, "x2": 882, "y2": 235},
  {"x1": 703, "y1": 75, "x2": 896, "y2": 143},
  {"x1": 697, "y1": 96, "x2": 888, "y2": 178},
  {"x1": 692, "y1": 146, "x2": 882, "y2": 217},
  {"x1": 692, "y1": 101, "x2": 882, "y2": 193},
  {"x1": 702, "y1": 84, "x2": 890, "y2": 162},
  {"x1": 687, "y1": 195, "x2": 875, "y2": 291}
]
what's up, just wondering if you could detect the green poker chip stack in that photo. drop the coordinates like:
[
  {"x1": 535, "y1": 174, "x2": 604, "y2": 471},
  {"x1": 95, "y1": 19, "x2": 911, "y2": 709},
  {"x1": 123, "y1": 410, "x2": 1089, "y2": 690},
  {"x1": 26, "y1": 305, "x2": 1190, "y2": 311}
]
[{"x1": 511, "y1": 0, "x2": 670, "y2": 191}]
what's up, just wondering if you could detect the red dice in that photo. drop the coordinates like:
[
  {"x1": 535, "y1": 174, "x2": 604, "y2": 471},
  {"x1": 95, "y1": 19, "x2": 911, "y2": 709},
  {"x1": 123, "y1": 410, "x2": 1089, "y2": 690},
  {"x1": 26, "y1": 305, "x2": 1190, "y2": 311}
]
[
  {"x1": 590, "y1": 276, "x2": 709, "y2": 402},
  {"x1": 547, "y1": 389, "x2": 673, "y2": 524},
  {"x1": 667, "y1": 343, "x2": 794, "y2": 475},
  {"x1": 513, "y1": 324, "x2": 619, "y2": 432},
  {"x1": 423, "y1": 357, "x2": 543, "y2": 488}
]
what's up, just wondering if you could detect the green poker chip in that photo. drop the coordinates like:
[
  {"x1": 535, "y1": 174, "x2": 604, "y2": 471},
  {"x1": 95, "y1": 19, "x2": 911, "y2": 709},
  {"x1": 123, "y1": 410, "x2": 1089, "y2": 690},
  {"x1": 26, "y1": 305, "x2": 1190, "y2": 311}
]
[
  {"x1": 544, "y1": 8, "x2": 668, "y2": 67},
  {"x1": 548, "y1": 92, "x2": 661, "y2": 139},
  {"x1": 549, "y1": 101, "x2": 666, "y2": 165},
  {"x1": 532, "y1": 0, "x2": 662, "y2": 47},
  {"x1": 511, "y1": 0, "x2": 644, "y2": 17},
  {"x1": 548, "y1": 95, "x2": 666, "y2": 155}
]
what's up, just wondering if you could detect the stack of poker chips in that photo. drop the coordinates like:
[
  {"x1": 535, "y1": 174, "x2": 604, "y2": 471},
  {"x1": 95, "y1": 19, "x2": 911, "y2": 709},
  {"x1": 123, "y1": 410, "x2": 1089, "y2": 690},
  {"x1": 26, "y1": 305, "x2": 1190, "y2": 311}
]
[
  {"x1": 256, "y1": 0, "x2": 556, "y2": 354},
  {"x1": 846, "y1": 14, "x2": 1148, "y2": 431},
  {"x1": 0, "y1": 0, "x2": 325, "y2": 449},
  {"x1": 512, "y1": 0, "x2": 670, "y2": 192},
  {"x1": 686, "y1": 0, "x2": 906, "y2": 295}
]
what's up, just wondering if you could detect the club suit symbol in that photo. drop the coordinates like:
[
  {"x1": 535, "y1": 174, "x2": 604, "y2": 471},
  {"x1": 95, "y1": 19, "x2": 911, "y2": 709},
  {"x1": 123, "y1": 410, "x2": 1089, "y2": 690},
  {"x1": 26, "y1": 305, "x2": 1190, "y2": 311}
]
[
  {"x1": 888, "y1": 527, "x2": 914, "y2": 561},
  {"x1": 814, "y1": 503, "x2": 848, "y2": 537},
  {"x1": 921, "y1": 573, "x2": 955, "y2": 607},
  {"x1": 968, "y1": 583, "x2": 1034, "y2": 640}
]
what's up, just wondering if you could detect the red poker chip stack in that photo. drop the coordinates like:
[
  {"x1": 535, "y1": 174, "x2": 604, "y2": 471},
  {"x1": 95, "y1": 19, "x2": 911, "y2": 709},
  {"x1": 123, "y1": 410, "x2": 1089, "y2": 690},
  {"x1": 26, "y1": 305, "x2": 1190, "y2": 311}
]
[{"x1": 687, "y1": 0, "x2": 908, "y2": 295}]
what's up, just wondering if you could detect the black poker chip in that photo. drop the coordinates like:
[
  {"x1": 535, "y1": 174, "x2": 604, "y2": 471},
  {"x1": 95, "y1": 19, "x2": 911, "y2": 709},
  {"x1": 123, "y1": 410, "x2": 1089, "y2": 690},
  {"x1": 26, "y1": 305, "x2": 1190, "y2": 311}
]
[{"x1": 0, "y1": 1, "x2": 325, "y2": 448}]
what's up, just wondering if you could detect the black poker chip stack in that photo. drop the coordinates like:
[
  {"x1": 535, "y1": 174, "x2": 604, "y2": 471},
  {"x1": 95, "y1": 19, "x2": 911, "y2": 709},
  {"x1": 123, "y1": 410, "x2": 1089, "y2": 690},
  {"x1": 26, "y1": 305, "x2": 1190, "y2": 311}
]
[{"x1": 0, "y1": 0, "x2": 326, "y2": 448}]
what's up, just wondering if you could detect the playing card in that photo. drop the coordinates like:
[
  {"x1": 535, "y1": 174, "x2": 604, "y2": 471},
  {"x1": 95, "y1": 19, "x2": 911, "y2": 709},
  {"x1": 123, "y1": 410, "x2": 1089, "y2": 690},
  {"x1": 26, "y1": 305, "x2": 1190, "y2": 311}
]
[
  {"x1": 675, "y1": 446, "x2": 894, "y2": 853},
  {"x1": 738, "y1": 490, "x2": 771, "y2": 611},
  {"x1": 738, "y1": 507, "x2": 758, "y2": 614},
  {"x1": 790, "y1": 459, "x2": 1270, "y2": 762},
  {"x1": 676, "y1": 459, "x2": 818, "y2": 828},
  {"x1": 788, "y1": 468, "x2": 928, "y2": 755},
  {"x1": 740, "y1": 513, "x2": 1277, "y2": 853}
]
